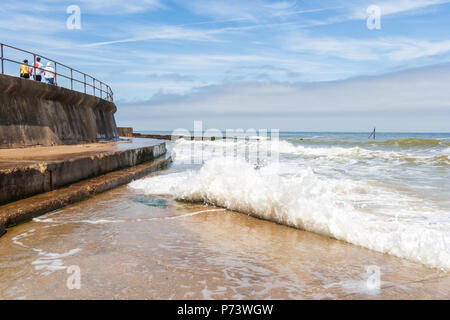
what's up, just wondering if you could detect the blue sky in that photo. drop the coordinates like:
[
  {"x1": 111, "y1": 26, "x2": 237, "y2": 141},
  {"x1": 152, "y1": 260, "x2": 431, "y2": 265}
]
[{"x1": 1, "y1": 0, "x2": 450, "y2": 131}]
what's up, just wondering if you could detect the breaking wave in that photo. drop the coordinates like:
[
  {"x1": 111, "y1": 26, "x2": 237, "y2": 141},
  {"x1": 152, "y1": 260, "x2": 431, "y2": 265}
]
[
  {"x1": 172, "y1": 138, "x2": 450, "y2": 166},
  {"x1": 129, "y1": 158, "x2": 450, "y2": 271}
]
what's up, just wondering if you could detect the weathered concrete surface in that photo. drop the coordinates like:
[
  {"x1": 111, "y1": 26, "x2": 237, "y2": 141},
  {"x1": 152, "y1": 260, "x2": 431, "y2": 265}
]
[
  {"x1": 0, "y1": 153, "x2": 171, "y2": 233},
  {"x1": 0, "y1": 74, "x2": 118, "y2": 148},
  {"x1": 0, "y1": 138, "x2": 166, "y2": 204}
]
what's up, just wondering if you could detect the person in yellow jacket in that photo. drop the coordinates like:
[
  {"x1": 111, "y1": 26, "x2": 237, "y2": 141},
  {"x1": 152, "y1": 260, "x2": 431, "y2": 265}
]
[{"x1": 20, "y1": 59, "x2": 31, "y2": 79}]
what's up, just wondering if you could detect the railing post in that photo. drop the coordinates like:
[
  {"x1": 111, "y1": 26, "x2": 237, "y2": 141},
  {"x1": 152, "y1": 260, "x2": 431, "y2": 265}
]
[
  {"x1": 33, "y1": 54, "x2": 36, "y2": 79},
  {"x1": 70, "y1": 69, "x2": 73, "y2": 90},
  {"x1": 93, "y1": 78, "x2": 95, "y2": 96},
  {"x1": 84, "y1": 74, "x2": 86, "y2": 93},
  {"x1": 1, "y1": 44, "x2": 3, "y2": 74},
  {"x1": 100, "y1": 83, "x2": 103, "y2": 99},
  {"x1": 54, "y1": 62, "x2": 57, "y2": 85}
]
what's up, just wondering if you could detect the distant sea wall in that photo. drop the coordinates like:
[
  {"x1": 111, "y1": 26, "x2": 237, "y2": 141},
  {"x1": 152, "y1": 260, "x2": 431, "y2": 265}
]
[
  {"x1": 0, "y1": 74, "x2": 118, "y2": 148},
  {"x1": 118, "y1": 127, "x2": 134, "y2": 137}
]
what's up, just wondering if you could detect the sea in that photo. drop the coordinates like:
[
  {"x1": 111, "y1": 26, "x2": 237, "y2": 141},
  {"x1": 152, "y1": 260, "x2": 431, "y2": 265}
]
[{"x1": 131, "y1": 131, "x2": 450, "y2": 271}]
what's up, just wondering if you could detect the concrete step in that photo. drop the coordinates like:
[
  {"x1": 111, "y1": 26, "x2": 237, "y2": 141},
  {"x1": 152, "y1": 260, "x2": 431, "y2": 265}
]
[
  {"x1": 0, "y1": 152, "x2": 172, "y2": 235},
  {"x1": 0, "y1": 138, "x2": 167, "y2": 205}
]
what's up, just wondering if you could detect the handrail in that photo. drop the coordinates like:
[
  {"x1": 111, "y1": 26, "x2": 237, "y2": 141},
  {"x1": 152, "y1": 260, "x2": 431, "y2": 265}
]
[{"x1": 0, "y1": 42, "x2": 114, "y2": 102}]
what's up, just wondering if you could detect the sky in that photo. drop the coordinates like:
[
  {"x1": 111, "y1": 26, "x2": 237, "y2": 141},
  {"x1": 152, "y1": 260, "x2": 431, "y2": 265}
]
[{"x1": 1, "y1": 0, "x2": 450, "y2": 132}]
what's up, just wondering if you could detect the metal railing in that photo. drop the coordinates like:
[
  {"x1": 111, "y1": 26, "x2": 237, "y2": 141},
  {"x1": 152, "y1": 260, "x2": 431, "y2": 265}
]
[{"x1": 0, "y1": 43, "x2": 113, "y2": 102}]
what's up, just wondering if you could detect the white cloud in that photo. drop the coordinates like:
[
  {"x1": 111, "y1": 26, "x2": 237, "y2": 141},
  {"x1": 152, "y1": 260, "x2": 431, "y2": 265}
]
[
  {"x1": 286, "y1": 34, "x2": 450, "y2": 61},
  {"x1": 76, "y1": 0, "x2": 165, "y2": 14},
  {"x1": 180, "y1": 0, "x2": 450, "y2": 26},
  {"x1": 111, "y1": 81, "x2": 211, "y2": 93},
  {"x1": 0, "y1": 0, "x2": 165, "y2": 15},
  {"x1": 118, "y1": 63, "x2": 450, "y2": 125},
  {"x1": 387, "y1": 39, "x2": 450, "y2": 60},
  {"x1": 0, "y1": 14, "x2": 66, "y2": 34},
  {"x1": 350, "y1": 0, "x2": 450, "y2": 19},
  {"x1": 83, "y1": 25, "x2": 222, "y2": 47}
]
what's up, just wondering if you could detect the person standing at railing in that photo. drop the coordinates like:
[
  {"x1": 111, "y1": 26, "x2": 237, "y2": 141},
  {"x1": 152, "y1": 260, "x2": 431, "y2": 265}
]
[
  {"x1": 20, "y1": 59, "x2": 31, "y2": 79},
  {"x1": 33, "y1": 57, "x2": 44, "y2": 82},
  {"x1": 44, "y1": 62, "x2": 55, "y2": 85}
]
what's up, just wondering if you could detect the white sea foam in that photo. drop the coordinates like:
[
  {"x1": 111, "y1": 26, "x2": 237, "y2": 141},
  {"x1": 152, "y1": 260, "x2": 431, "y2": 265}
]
[
  {"x1": 129, "y1": 157, "x2": 450, "y2": 270},
  {"x1": 129, "y1": 172, "x2": 188, "y2": 194},
  {"x1": 171, "y1": 138, "x2": 448, "y2": 166},
  {"x1": 32, "y1": 248, "x2": 81, "y2": 275},
  {"x1": 12, "y1": 229, "x2": 35, "y2": 248}
]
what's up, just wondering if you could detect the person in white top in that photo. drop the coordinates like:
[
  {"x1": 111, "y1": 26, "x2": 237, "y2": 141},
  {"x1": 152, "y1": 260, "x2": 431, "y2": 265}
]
[
  {"x1": 44, "y1": 62, "x2": 55, "y2": 85},
  {"x1": 33, "y1": 57, "x2": 44, "y2": 82}
]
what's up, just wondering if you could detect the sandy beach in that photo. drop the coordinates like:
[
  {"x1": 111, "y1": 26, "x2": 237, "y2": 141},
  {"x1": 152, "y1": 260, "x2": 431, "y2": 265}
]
[{"x1": 1, "y1": 177, "x2": 448, "y2": 300}]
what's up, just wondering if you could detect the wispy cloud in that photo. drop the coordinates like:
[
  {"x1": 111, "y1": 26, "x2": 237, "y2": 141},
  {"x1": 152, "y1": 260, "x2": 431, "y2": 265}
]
[
  {"x1": 286, "y1": 34, "x2": 450, "y2": 61},
  {"x1": 83, "y1": 25, "x2": 222, "y2": 47},
  {"x1": 350, "y1": 0, "x2": 450, "y2": 19},
  {"x1": 76, "y1": 0, "x2": 165, "y2": 14},
  {"x1": 179, "y1": 0, "x2": 342, "y2": 22},
  {"x1": 123, "y1": 72, "x2": 195, "y2": 82},
  {"x1": 179, "y1": 0, "x2": 275, "y2": 21},
  {"x1": 0, "y1": 0, "x2": 165, "y2": 16},
  {"x1": 82, "y1": 9, "x2": 341, "y2": 48}
]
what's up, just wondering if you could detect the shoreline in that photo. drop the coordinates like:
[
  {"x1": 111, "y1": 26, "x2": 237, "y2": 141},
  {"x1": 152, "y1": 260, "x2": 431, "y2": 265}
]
[{"x1": 1, "y1": 191, "x2": 448, "y2": 299}]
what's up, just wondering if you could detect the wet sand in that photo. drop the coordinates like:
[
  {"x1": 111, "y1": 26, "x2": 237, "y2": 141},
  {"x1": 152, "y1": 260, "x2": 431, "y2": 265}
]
[{"x1": 0, "y1": 177, "x2": 448, "y2": 299}]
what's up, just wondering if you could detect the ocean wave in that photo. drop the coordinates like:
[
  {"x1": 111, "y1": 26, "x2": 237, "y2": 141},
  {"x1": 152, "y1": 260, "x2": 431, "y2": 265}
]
[
  {"x1": 295, "y1": 138, "x2": 450, "y2": 148},
  {"x1": 363, "y1": 138, "x2": 450, "y2": 148},
  {"x1": 276, "y1": 142, "x2": 450, "y2": 166},
  {"x1": 129, "y1": 158, "x2": 450, "y2": 271},
  {"x1": 172, "y1": 139, "x2": 450, "y2": 166}
]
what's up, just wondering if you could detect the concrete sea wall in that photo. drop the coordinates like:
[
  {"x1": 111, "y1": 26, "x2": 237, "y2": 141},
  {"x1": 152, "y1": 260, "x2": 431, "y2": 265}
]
[
  {"x1": 0, "y1": 141, "x2": 166, "y2": 205},
  {"x1": 0, "y1": 74, "x2": 118, "y2": 148}
]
